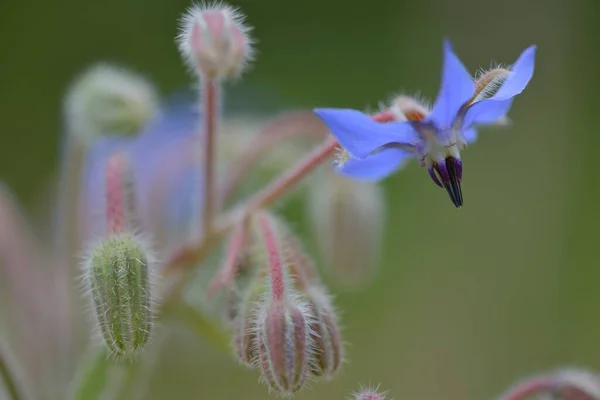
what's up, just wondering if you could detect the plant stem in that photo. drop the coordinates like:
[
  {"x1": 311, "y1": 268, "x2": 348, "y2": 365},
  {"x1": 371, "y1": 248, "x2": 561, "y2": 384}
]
[
  {"x1": 241, "y1": 136, "x2": 338, "y2": 213},
  {"x1": 219, "y1": 111, "x2": 326, "y2": 206},
  {"x1": 0, "y1": 345, "x2": 25, "y2": 400},
  {"x1": 200, "y1": 80, "x2": 219, "y2": 239},
  {"x1": 163, "y1": 136, "x2": 338, "y2": 274}
]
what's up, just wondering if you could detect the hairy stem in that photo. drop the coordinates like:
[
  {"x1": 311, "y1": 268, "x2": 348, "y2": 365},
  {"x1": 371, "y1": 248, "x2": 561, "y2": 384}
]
[
  {"x1": 255, "y1": 212, "x2": 285, "y2": 301},
  {"x1": 241, "y1": 136, "x2": 338, "y2": 213},
  {"x1": 163, "y1": 136, "x2": 338, "y2": 274},
  {"x1": 200, "y1": 80, "x2": 219, "y2": 240},
  {"x1": 219, "y1": 111, "x2": 326, "y2": 206}
]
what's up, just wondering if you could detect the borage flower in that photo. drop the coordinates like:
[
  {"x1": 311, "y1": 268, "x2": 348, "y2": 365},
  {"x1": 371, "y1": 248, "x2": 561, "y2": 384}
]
[{"x1": 314, "y1": 40, "x2": 536, "y2": 207}]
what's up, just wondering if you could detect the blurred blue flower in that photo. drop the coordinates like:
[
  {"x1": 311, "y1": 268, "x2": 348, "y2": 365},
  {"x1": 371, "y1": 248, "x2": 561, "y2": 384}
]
[
  {"x1": 81, "y1": 98, "x2": 202, "y2": 244},
  {"x1": 314, "y1": 39, "x2": 536, "y2": 207}
]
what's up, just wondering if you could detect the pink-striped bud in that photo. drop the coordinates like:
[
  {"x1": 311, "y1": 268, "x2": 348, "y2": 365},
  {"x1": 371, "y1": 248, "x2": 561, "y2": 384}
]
[
  {"x1": 177, "y1": 3, "x2": 254, "y2": 80},
  {"x1": 304, "y1": 286, "x2": 343, "y2": 379},
  {"x1": 230, "y1": 276, "x2": 266, "y2": 367},
  {"x1": 255, "y1": 298, "x2": 313, "y2": 396}
]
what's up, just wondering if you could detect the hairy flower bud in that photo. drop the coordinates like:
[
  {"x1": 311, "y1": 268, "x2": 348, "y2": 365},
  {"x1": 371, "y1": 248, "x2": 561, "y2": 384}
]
[
  {"x1": 64, "y1": 64, "x2": 158, "y2": 145},
  {"x1": 255, "y1": 298, "x2": 313, "y2": 395},
  {"x1": 352, "y1": 386, "x2": 388, "y2": 400},
  {"x1": 472, "y1": 67, "x2": 511, "y2": 103},
  {"x1": 304, "y1": 286, "x2": 343, "y2": 379},
  {"x1": 85, "y1": 233, "x2": 154, "y2": 357},
  {"x1": 177, "y1": 3, "x2": 254, "y2": 80},
  {"x1": 230, "y1": 276, "x2": 266, "y2": 367},
  {"x1": 307, "y1": 171, "x2": 384, "y2": 287}
]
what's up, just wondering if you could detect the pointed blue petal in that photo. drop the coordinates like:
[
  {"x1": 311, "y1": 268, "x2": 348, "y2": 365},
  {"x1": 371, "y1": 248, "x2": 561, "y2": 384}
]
[
  {"x1": 462, "y1": 127, "x2": 478, "y2": 144},
  {"x1": 493, "y1": 45, "x2": 536, "y2": 100},
  {"x1": 427, "y1": 40, "x2": 475, "y2": 129},
  {"x1": 462, "y1": 46, "x2": 536, "y2": 128},
  {"x1": 337, "y1": 147, "x2": 413, "y2": 181},
  {"x1": 313, "y1": 108, "x2": 419, "y2": 159}
]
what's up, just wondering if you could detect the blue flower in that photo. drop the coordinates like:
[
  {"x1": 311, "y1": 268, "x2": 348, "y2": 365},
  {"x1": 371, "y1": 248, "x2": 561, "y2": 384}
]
[{"x1": 314, "y1": 39, "x2": 536, "y2": 207}]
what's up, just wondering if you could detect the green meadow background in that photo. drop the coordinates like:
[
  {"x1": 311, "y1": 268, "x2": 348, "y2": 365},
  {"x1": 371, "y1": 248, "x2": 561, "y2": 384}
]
[{"x1": 1, "y1": 0, "x2": 599, "y2": 398}]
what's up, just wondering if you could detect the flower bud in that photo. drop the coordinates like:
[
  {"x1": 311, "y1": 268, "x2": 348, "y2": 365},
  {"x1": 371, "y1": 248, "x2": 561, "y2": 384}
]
[
  {"x1": 389, "y1": 94, "x2": 429, "y2": 121},
  {"x1": 307, "y1": 171, "x2": 385, "y2": 287},
  {"x1": 85, "y1": 233, "x2": 154, "y2": 357},
  {"x1": 230, "y1": 277, "x2": 266, "y2": 367},
  {"x1": 304, "y1": 286, "x2": 343, "y2": 379},
  {"x1": 555, "y1": 369, "x2": 600, "y2": 400},
  {"x1": 352, "y1": 386, "x2": 388, "y2": 400},
  {"x1": 255, "y1": 298, "x2": 313, "y2": 396},
  {"x1": 177, "y1": 3, "x2": 254, "y2": 80},
  {"x1": 472, "y1": 67, "x2": 511, "y2": 103},
  {"x1": 64, "y1": 64, "x2": 158, "y2": 145}
]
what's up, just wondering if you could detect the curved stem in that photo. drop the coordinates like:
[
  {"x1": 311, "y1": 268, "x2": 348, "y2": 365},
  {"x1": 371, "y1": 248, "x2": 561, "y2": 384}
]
[
  {"x1": 163, "y1": 136, "x2": 338, "y2": 274},
  {"x1": 218, "y1": 111, "x2": 327, "y2": 206}
]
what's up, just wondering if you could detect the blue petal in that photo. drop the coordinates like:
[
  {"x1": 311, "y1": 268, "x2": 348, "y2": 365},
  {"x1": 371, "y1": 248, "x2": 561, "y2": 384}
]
[
  {"x1": 313, "y1": 108, "x2": 418, "y2": 159},
  {"x1": 462, "y1": 127, "x2": 478, "y2": 144},
  {"x1": 427, "y1": 39, "x2": 475, "y2": 129},
  {"x1": 164, "y1": 165, "x2": 204, "y2": 242},
  {"x1": 337, "y1": 147, "x2": 413, "y2": 181},
  {"x1": 462, "y1": 45, "x2": 536, "y2": 128}
]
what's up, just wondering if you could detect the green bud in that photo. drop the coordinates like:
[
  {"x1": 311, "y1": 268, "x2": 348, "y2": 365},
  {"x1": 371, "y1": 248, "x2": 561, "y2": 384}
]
[
  {"x1": 64, "y1": 64, "x2": 158, "y2": 145},
  {"x1": 86, "y1": 233, "x2": 154, "y2": 357}
]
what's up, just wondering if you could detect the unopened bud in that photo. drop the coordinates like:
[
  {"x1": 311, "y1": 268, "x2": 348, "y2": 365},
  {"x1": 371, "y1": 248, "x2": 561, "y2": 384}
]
[
  {"x1": 472, "y1": 68, "x2": 511, "y2": 104},
  {"x1": 499, "y1": 368, "x2": 600, "y2": 400},
  {"x1": 352, "y1": 386, "x2": 388, "y2": 400},
  {"x1": 85, "y1": 233, "x2": 154, "y2": 357},
  {"x1": 255, "y1": 298, "x2": 313, "y2": 396},
  {"x1": 304, "y1": 286, "x2": 343, "y2": 379},
  {"x1": 307, "y1": 172, "x2": 385, "y2": 287},
  {"x1": 64, "y1": 64, "x2": 158, "y2": 145},
  {"x1": 555, "y1": 369, "x2": 600, "y2": 400},
  {"x1": 177, "y1": 3, "x2": 254, "y2": 80},
  {"x1": 230, "y1": 276, "x2": 266, "y2": 367},
  {"x1": 389, "y1": 94, "x2": 430, "y2": 121}
]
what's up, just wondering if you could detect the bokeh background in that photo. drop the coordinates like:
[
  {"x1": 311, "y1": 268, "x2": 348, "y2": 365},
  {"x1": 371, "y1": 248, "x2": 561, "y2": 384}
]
[{"x1": 1, "y1": 0, "x2": 599, "y2": 398}]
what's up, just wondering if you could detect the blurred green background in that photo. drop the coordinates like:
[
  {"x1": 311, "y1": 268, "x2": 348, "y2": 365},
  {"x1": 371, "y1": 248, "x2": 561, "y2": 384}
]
[{"x1": 1, "y1": 0, "x2": 599, "y2": 398}]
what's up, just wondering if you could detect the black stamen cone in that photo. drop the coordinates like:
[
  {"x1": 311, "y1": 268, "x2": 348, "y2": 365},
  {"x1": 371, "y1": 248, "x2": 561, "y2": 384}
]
[{"x1": 444, "y1": 157, "x2": 463, "y2": 208}]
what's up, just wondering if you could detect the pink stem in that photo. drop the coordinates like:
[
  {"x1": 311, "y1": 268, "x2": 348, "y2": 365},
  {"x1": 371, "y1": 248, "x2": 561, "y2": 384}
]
[
  {"x1": 164, "y1": 109, "x2": 392, "y2": 272},
  {"x1": 207, "y1": 220, "x2": 247, "y2": 297},
  {"x1": 201, "y1": 80, "x2": 219, "y2": 238},
  {"x1": 255, "y1": 212, "x2": 285, "y2": 301},
  {"x1": 243, "y1": 137, "x2": 338, "y2": 213},
  {"x1": 219, "y1": 111, "x2": 327, "y2": 205}
]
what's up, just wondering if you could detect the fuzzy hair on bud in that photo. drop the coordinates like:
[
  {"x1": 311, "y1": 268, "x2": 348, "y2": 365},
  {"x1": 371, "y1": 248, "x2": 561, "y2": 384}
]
[
  {"x1": 254, "y1": 297, "x2": 314, "y2": 396},
  {"x1": 230, "y1": 277, "x2": 266, "y2": 367},
  {"x1": 472, "y1": 68, "x2": 511, "y2": 104},
  {"x1": 389, "y1": 94, "x2": 430, "y2": 122},
  {"x1": 308, "y1": 172, "x2": 385, "y2": 287},
  {"x1": 83, "y1": 233, "x2": 155, "y2": 358},
  {"x1": 177, "y1": 2, "x2": 254, "y2": 80},
  {"x1": 352, "y1": 385, "x2": 388, "y2": 400},
  {"x1": 64, "y1": 64, "x2": 158, "y2": 145},
  {"x1": 304, "y1": 285, "x2": 343, "y2": 380}
]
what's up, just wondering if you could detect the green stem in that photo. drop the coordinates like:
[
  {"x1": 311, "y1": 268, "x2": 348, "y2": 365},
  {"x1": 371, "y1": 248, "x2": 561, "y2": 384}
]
[{"x1": 0, "y1": 345, "x2": 25, "y2": 400}]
